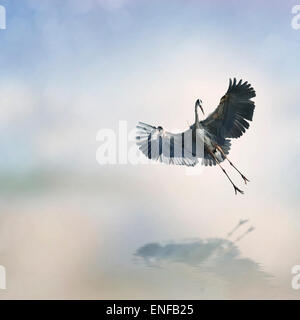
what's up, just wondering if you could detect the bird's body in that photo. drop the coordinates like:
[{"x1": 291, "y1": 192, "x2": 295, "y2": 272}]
[{"x1": 136, "y1": 78, "x2": 256, "y2": 194}]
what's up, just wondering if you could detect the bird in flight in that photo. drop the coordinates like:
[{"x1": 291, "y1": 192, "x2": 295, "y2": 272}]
[{"x1": 136, "y1": 78, "x2": 256, "y2": 194}]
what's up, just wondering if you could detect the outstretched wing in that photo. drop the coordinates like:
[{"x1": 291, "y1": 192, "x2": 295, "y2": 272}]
[
  {"x1": 201, "y1": 78, "x2": 256, "y2": 140},
  {"x1": 136, "y1": 122, "x2": 199, "y2": 167}
]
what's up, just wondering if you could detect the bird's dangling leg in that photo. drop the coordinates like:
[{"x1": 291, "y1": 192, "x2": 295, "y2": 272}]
[
  {"x1": 208, "y1": 149, "x2": 244, "y2": 195},
  {"x1": 215, "y1": 145, "x2": 250, "y2": 185}
]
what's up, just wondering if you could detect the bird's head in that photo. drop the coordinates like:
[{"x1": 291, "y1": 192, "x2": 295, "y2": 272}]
[{"x1": 195, "y1": 99, "x2": 204, "y2": 116}]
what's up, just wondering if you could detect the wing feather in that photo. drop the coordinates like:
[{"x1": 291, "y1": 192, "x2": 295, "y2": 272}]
[
  {"x1": 136, "y1": 122, "x2": 199, "y2": 167},
  {"x1": 200, "y1": 78, "x2": 256, "y2": 140}
]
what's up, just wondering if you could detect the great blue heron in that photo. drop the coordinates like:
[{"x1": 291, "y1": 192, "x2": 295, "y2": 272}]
[{"x1": 136, "y1": 78, "x2": 256, "y2": 194}]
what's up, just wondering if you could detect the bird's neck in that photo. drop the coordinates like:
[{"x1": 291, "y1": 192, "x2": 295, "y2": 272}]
[{"x1": 195, "y1": 108, "x2": 200, "y2": 128}]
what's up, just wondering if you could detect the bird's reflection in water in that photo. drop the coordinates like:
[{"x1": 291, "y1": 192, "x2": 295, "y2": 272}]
[{"x1": 134, "y1": 222, "x2": 273, "y2": 293}]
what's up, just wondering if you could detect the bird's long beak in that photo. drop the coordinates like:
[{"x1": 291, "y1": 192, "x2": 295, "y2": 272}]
[
  {"x1": 199, "y1": 104, "x2": 204, "y2": 116},
  {"x1": 196, "y1": 99, "x2": 205, "y2": 116}
]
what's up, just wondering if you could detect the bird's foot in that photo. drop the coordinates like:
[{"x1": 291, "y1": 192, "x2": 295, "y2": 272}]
[
  {"x1": 241, "y1": 175, "x2": 250, "y2": 185},
  {"x1": 234, "y1": 185, "x2": 244, "y2": 195}
]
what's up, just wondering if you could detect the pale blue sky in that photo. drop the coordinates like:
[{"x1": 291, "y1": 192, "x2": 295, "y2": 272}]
[{"x1": 0, "y1": 0, "x2": 299, "y2": 172}]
